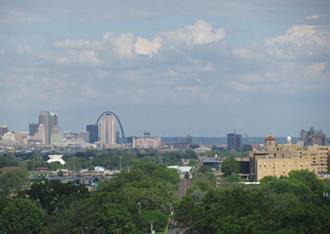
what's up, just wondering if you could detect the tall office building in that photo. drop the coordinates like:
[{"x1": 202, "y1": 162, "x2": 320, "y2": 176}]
[
  {"x1": 29, "y1": 123, "x2": 40, "y2": 136},
  {"x1": 300, "y1": 127, "x2": 327, "y2": 146},
  {"x1": 86, "y1": 124, "x2": 99, "y2": 143},
  {"x1": 39, "y1": 111, "x2": 59, "y2": 145},
  {"x1": 227, "y1": 131, "x2": 242, "y2": 150},
  {"x1": 50, "y1": 113, "x2": 58, "y2": 128},
  {"x1": 99, "y1": 114, "x2": 116, "y2": 147}
]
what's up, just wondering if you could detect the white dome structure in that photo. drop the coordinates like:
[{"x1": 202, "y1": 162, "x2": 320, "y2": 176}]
[{"x1": 47, "y1": 154, "x2": 65, "y2": 165}]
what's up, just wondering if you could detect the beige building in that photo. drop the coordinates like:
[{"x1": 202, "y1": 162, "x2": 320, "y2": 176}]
[
  {"x1": 132, "y1": 136, "x2": 161, "y2": 149},
  {"x1": 1, "y1": 131, "x2": 28, "y2": 146},
  {"x1": 250, "y1": 136, "x2": 330, "y2": 181},
  {"x1": 99, "y1": 114, "x2": 117, "y2": 148}
]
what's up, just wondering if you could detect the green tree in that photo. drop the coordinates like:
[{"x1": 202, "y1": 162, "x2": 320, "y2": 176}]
[
  {"x1": 224, "y1": 173, "x2": 240, "y2": 183},
  {"x1": 175, "y1": 170, "x2": 330, "y2": 234},
  {"x1": 23, "y1": 180, "x2": 89, "y2": 214},
  {"x1": 288, "y1": 170, "x2": 323, "y2": 192},
  {"x1": 50, "y1": 161, "x2": 179, "y2": 234},
  {"x1": 0, "y1": 167, "x2": 28, "y2": 196},
  {"x1": 0, "y1": 156, "x2": 19, "y2": 168},
  {"x1": 221, "y1": 157, "x2": 239, "y2": 176},
  {"x1": 96, "y1": 203, "x2": 136, "y2": 233},
  {"x1": 0, "y1": 198, "x2": 47, "y2": 234}
]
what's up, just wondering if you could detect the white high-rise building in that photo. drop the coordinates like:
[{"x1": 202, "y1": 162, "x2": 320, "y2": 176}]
[{"x1": 99, "y1": 114, "x2": 117, "y2": 148}]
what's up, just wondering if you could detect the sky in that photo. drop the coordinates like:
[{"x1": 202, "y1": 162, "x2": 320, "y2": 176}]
[{"x1": 0, "y1": 0, "x2": 330, "y2": 137}]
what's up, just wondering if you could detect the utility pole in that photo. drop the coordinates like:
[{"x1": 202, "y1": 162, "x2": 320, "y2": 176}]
[
  {"x1": 150, "y1": 221, "x2": 155, "y2": 234},
  {"x1": 138, "y1": 202, "x2": 141, "y2": 216}
]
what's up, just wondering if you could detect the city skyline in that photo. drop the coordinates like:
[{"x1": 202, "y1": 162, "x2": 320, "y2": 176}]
[
  {"x1": 1, "y1": 0, "x2": 330, "y2": 136},
  {"x1": 0, "y1": 109, "x2": 329, "y2": 137}
]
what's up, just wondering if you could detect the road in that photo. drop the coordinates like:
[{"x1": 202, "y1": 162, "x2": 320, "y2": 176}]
[
  {"x1": 177, "y1": 178, "x2": 191, "y2": 199},
  {"x1": 167, "y1": 178, "x2": 191, "y2": 234}
]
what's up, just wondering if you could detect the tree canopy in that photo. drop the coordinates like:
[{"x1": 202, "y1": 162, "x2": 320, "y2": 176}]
[
  {"x1": 0, "y1": 198, "x2": 47, "y2": 234},
  {"x1": 175, "y1": 170, "x2": 330, "y2": 234},
  {"x1": 221, "y1": 156, "x2": 239, "y2": 176}
]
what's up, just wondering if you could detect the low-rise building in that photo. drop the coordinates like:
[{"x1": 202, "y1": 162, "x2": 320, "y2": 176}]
[
  {"x1": 201, "y1": 157, "x2": 220, "y2": 171},
  {"x1": 250, "y1": 136, "x2": 330, "y2": 181},
  {"x1": 132, "y1": 132, "x2": 161, "y2": 149}
]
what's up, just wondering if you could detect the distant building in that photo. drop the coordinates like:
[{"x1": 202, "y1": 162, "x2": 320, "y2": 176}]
[
  {"x1": 1, "y1": 131, "x2": 28, "y2": 146},
  {"x1": 2, "y1": 131, "x2": 16, "y2": 145},
  {"x1": 227, "y1": 132, "x2": 242, "y2": 150},
  {"x1": 50, "y1": 126, "x2": 64, "y2": 145},
  {"x1": 29, "y1": 123, "x2": 40, "y2": 136},
  {"x1": 186, "y1": 135, "x2": 193, "y2": 145},
  {"x1": 15, "y1": 132, "x2": 28, "y2": 145},
  {"x1": 86, "y1": 124, "x2": 99, "y2": 143},
  {"x1": 250, "y1": 136, "x2": 330, "y2": 181},
  {"x1": 39, "y1": 111, "x2": 59, "y2": 145},
  {"x1": 201, "y1": 157, "x2": 220, "y2": 171},
  {"x1": 132, "y1": 132, "x2": 161, "y2": 149},
  {"x1": 78, "y1": 131, "x2": 89, "y2": 143},
  {"x1": 28, "y1": 124, "x2": 46, "y2": 145},
  {"x1": 99, "y1": 114, "x2": 116, "y2": 147},
  {"x1": 242, "y1": 144, "x2": 252, "y2": 151},
  {"x1": 36, "y1": 124, "x2": 46, "y2": 144},
  {"x1": 0, "y1": 125, "x2": 9, "y2": 136},
  {"x1": 300, "y1": 127, "x2": 327, "y2": 146}
]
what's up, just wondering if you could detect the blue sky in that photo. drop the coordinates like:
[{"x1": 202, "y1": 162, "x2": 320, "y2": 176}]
[{"x1": 0, "y1": 0, "x2": 329, "y2": 137}]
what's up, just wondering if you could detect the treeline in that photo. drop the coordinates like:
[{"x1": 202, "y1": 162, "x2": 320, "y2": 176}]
[
  {"x1": 175, "y1": 170, "x2": 330, "y2": 233},
  {"x1": 1, "y1": 149, "x2": 198, "y2": 171},
  {"x1": 0, "y1": 161, "x2": 180, "y2": 233}
]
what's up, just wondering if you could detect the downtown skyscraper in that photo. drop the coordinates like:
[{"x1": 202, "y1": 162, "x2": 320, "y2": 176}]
[
  {"x1": 38, "y1": 111, "x2": 58, "y2": 145},
  {"x1": 86, "y1": 124, "x2": 99, "y2": 143},
  {"x1": 99, "y1": 114, "x2": 116, "y2": 147}
]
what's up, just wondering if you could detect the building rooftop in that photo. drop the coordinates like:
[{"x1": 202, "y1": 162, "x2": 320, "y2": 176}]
[{"x1": 265, "y1": 136, "x2": 276, "y2": 141}]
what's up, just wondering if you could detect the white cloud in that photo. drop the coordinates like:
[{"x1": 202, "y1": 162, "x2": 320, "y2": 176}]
[
  {"x1": 161, "y1": 20, "x2": 225, "y2": 47},
  {"x1": 264, "y1": 25, "x2": 330, "y2": 59},
  {"x1": 305, "y1": 14, "x2": 320, "y2": 20},
  {"x1": 103, "y1": 32, "x2": 136, "y2": 59},
  {"x1": 52, "y1": 20, "x2": 226, "y2": 62},
  {"x1": 134, "y1": 37, "x2": 162, "y2": 57}
]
